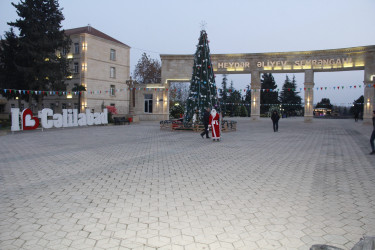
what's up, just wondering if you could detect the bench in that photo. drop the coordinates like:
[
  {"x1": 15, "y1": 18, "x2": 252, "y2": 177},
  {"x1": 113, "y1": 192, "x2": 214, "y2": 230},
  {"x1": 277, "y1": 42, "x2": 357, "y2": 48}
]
[
  {"x1": 160, "y1": 120, "x2": 172, "y2": 129},
  {"x1": 113, "y1": 117, "x2": 130, "y2": 125},
  {"x1": 160, "y1": 120, "x2": 237, "y2": 132}
]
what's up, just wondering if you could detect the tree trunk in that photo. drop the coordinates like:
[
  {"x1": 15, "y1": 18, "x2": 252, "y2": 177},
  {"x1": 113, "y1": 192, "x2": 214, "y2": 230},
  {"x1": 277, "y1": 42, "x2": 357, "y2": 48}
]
[
  {"x1": 78, "y1": 93, "x2": 81, "y2": 113},
  {"x1": 37, "y1": 94, "x2": 43, "y2": 111},
  {"x1": 28, "y1": 93, "x2": 33, "y2": 109},
  {"x1": 18, "y1": 98, "x2": 22, "y2": 110}
]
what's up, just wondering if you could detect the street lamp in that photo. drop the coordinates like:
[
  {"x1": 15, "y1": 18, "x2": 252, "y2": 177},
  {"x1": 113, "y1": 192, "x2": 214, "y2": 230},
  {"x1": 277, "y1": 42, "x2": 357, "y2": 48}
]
[{"x1": 126, "y1": 76, "x2": 137, "y2": 115}]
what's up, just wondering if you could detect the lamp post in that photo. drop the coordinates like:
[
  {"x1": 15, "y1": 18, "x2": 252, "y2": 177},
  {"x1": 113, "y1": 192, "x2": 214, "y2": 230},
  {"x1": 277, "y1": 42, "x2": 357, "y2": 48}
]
[{"x1": 126, "y1": 77, "x2": 136, "y2": 115}]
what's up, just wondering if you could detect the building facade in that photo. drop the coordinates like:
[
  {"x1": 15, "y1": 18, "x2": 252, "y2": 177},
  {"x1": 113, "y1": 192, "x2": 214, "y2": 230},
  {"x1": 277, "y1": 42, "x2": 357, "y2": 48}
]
[
  {"x1": 1, "y1": 26, "x2": 171, "y2": 122},
  {"x1": 132, "y1": 83, "x2": 169, "y2": 121},
  {"x1": 63, "y1": 26, "x2": 131, "y2": 114},
  {"x1": 1, "y1": 26, "x2": 131, "y2": 116}
]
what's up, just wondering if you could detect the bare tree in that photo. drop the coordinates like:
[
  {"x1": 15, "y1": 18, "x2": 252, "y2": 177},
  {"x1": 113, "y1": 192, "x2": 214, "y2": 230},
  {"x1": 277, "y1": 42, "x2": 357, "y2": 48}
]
[
  {"x1": 169, "y1": 82, "x2": 190, "y2": 106},
  {"x1": 133, "y1": 53, "x2": 161, "y2": 83}
]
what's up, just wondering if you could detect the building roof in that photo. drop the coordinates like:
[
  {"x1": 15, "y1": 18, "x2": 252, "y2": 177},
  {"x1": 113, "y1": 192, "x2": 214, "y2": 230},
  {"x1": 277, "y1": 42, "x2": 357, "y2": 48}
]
[{"x1": 64, "y1": 26, "x2": 130, "y2": 48}]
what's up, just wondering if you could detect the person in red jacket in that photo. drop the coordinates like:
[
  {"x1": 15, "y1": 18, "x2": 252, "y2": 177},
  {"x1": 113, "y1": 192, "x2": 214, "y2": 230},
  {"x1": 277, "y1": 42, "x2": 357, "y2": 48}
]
[{"x1": 209, "y1": 109, "x2": 220, "y2": 141}]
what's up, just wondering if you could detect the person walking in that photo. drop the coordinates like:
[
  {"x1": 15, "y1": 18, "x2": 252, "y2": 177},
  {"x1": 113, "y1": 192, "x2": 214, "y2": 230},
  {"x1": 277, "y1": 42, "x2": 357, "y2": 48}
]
[
  {"x1": 354, "y1": 110, "x2": 359, "y2": 122},
  {"x1": 201, "y1": 107, "x2": 210, "y2": 139},
  {"x1": 271, "y1": 110, "x2": 280, "y2": 132},
  {"x1": 370, "y1": 110, "x2": 375, "y2": 155},
  {"x1": 209, "y1": 109, "x2": 220, "y2": 141}
]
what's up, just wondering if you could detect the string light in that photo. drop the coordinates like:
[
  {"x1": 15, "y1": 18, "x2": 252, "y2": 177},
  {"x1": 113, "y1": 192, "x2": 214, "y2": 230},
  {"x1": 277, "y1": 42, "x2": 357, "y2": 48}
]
[{"x1": 1, "y1": 83, "x2": 373, "y2": 97}]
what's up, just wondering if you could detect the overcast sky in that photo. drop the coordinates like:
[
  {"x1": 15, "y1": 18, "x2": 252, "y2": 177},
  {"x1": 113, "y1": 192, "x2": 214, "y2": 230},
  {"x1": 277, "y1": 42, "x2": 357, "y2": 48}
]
[{"x1": 1, "y1": 0, "x2": 374, "y2": 105}]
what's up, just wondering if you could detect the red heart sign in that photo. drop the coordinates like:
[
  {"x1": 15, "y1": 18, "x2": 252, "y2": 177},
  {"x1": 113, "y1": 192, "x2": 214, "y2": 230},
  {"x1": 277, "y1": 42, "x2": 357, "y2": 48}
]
[{"x1": 22, "y1": 108, "x2": 39, "y2": 130}]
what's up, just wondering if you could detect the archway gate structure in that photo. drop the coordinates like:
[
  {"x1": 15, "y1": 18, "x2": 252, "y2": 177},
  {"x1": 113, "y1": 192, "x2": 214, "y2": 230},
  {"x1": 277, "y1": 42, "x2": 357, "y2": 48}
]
[{"x1": 160, "y1": 45, "x2": 375, "y2": 123}]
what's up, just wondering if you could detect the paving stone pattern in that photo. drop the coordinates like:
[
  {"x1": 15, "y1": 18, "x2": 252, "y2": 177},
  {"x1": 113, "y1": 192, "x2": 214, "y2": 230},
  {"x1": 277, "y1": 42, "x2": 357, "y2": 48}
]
[{"x1": 0, "y1": 118, "x2": 374, "y2": 250}]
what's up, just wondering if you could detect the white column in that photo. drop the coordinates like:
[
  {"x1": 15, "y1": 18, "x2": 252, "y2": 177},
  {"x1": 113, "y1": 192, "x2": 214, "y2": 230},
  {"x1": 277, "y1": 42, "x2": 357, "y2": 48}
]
[
  {"x1": 160, "y1": 62, "x2": 170, "y2": 121},
  {"x1": 363, "y1": 84, "x2": 374, "y2": 125},
  {"x1": 165, "y1": 81, "x2": 170, "y2": 120},
  {"x1": 81, "y1": 34, "x2": 87, "y2": 113},
  {"x1": 304, "y1": 70, "x2": 314, "y2": 123},
  {"x1": 250, "y1": 71, "x2": 261, "y2": 120},
  {"x1": 363, "y1": 54, "x2": 375, "y2": 124}
]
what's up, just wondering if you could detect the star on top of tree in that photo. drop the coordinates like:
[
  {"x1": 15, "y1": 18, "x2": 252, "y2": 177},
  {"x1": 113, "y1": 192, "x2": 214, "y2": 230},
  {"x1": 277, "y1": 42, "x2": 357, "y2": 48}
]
[{"x1": 200, "y1": 21, "x2": 207, "y2": 31}]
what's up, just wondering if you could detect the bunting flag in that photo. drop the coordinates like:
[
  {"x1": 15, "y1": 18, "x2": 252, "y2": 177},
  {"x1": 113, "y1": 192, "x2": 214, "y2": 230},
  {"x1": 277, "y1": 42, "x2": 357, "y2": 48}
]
[
  {"x1": 0, "y1": 83, "x2": 372, "y2": 97},
  {"x1": 1, "y1": 87, "x2": 170, "y2": 96},
  {"x1": 220, "y1": 102, "x2": 364, "y2": 106}
]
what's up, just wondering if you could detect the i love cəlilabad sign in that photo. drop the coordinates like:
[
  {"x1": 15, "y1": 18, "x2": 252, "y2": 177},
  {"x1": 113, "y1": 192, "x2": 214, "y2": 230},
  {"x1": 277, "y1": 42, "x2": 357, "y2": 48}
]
[{"x1": 10, "y1": 108, "x2": 108, "y2": 132}]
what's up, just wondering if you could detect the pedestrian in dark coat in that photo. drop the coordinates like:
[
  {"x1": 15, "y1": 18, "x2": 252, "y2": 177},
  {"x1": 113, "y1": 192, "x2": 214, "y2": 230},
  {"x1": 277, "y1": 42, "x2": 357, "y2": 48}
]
[
  {"x1": 271, "y1": 111, "x2": 280, "y2": 132},
  {"x1": 354, "y1": 110, "x2": 359, "y2": 122},
  {"x1": 370, "y1": 110, "x2": 375, "y2": 155},
  {"x1": 201, "y1": 107, "x2": 211, "y2": 139}
]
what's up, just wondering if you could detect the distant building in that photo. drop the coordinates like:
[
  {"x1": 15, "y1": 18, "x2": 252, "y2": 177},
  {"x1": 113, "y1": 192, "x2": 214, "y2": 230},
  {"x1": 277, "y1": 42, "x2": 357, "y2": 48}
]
[
  {"x1": 1, "y1": 26, "x2": 169, "y2": 121},
  {"x1": 2, "y1": 26, "x2": 131, "y2": 115},
  {"x1": 60, "y1": 25, "x2": 131, "y2": 114},
  {"x1": 313, "y1": 108, "x2": 332, "y2": 117},
  {"x1": 133, "y1": 83, "x2": 169, "y2": 121}
]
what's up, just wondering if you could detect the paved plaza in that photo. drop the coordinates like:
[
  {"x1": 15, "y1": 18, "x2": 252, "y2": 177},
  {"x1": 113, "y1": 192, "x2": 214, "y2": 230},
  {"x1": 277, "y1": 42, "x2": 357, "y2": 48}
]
[{"x1": 0, "y1": 118, "x2": 374, "y2": 250}]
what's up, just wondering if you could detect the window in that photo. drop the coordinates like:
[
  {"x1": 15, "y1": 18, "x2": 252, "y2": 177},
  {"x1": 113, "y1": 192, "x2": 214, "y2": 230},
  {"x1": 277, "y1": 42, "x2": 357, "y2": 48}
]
[
  {"x1": 74, "y1": 62, "x2": 79, "y2": 73},
  {"x1": 110, "y1": 85, "x2": 115, "y2": 96},
  {"x1": 110, "y1": 49, "x2": 116, "y2": 61},
  {"x1": 110, "y1": 103, "x2": 115, "y2": 107},
  {"x1": 20, "y1": 104, "x2": 24, "y2": 110},
  {"x1": 50, "y1": 103, "x2": 55, "y2": 112},
  {"x1": 11, "y1": 104, "x2": 15, "y2": 108},
  {"x1": 62, "y1": 103, "x2": 67, "y2": 109},
  {"x1": 110, "y1": 67, "x2": 116, "y2": 78},
  {"x1": 0, "y1": 104, "x2": 5, "y2": 113},
  {"x1": 144, "y1": 94, "x2": 153, "y2": 113},
  {"x1": 74, "y1": 103, "x2": 78, "y2": 109},
  {"x1": 74, "y1": 43, "x2": 79, "y2": 54},
  {"x1": 61, "y1": 47, "x2": 67, "y2": 56}
]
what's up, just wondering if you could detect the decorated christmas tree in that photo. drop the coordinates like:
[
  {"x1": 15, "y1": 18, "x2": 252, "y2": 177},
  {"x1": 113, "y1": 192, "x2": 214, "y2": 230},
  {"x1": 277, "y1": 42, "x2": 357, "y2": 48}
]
[{"x1": 184, "y1": 30, "x2": 217, "y2": 123}]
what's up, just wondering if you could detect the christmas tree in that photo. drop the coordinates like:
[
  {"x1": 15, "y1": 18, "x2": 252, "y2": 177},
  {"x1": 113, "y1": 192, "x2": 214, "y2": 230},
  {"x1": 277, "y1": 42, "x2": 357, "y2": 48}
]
[
  {"x1": 279, "y1": 75, "x2": 302, "y2": 114},
  {"x1": 260, "y1": 73, "x2": 279, "y2": 114},
  {"x1": 184, "y1": 30, "x2": 217, "y2": 123}
]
